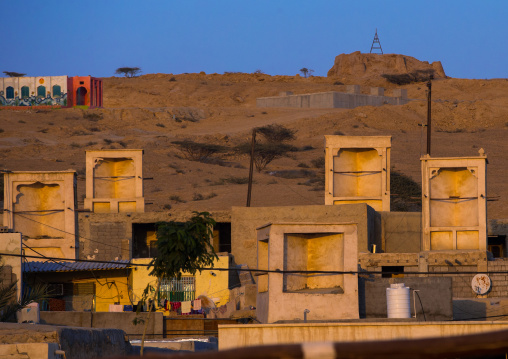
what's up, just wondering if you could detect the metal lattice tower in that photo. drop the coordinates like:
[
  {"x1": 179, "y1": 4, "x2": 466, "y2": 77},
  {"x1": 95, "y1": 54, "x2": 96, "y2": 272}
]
[{"x1": 370, "y1": 28, "x2": 383, "y2": 54}]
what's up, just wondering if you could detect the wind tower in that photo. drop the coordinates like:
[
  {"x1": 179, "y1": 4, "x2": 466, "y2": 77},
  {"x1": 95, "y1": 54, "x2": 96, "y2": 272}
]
[{"x1": 370, "y1": 28, "x2": 383, "y2": 54}]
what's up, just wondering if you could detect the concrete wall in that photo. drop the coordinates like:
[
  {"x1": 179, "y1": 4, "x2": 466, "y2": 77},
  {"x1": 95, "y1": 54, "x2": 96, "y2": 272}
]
[
  {"x1": 454, "y1": 297, "x2": 508, "y2": 321},
  {"x1": 39, "y1": 311, "x2": 163, "y2": 340},
  {"x1": 0, "y1": 232, "x2": 22, "y2": 300},
  {"x1": 218, "y1": 321, "x2": 508, "y2": 350},
  {"x1": 325, "y1": 136, "x2": 391, "y2": 212},
  {"x1": 3, "y1": 171, "x2": 77, "y2": 260},
  {"x1": 256, "y1": 89, "x2": 409, "y2": 109},
  {"x1": 77, "y1": 210, "x2": 230, "y2": 261},
  {"x1": 359, "y1": 277, "x2": 453, "y2": 320},
  {"x1": 256, "y1": 223, "x2": 359, "y2": 323},
  {"x1": 421, "y1": 154, "x2": 487, "y2": 251},
  {"x1": 231, "y1": 204, "x2": 373, "y2": 271},
  {"x1": 85, "y1": 150, "x2": 144, "y2": 213},
  {"x1": 380, "y1": 212, "x2": 421, "y2": 253},
  {"x1": 0, "y1": 76, "x2": 68, "y2": 107}
]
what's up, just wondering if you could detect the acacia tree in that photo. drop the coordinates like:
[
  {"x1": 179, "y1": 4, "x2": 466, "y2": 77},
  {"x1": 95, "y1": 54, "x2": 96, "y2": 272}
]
[
  {"x1": 115, "y1": 67, "x2": 142, "y2": 78},
  {"x1": 299, "y1": 68, "x2": 314, "y2": 78},
  {"x1": 256, "y1": 123, "x2": 296, "y2": 143},
  {"x1": 137, "y1": 212, "x2": 217, "y2": 354},
  {"x1": 171, "y1": 140, "x2": 226, "y2": 161},
  {"x1": 236, "y1": 124, "x2": 297, "y2": 172},
  {"x1": 236, "y1": 142, "x2": 293, "y2": 172},
  {"x1": 3, "y1": 71, "x2": 26, "y2": 77}
]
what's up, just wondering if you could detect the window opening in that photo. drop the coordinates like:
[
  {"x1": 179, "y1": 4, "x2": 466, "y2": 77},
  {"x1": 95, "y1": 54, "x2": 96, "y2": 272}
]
[
  {"x1": 159, "y1": 277, "x2": 195, "y2": 302},
  {"x1": 382, "y1": 266, "x2": 404, "y2": 278},
  {"x1": 53, "y1": 85, "x2": 61, "y2": 97},
  {"x1": 6, "y1": 86, "x2": 14, "y2": 99},
  {"x1": 488, "y1": 235, "x2": 506, "y2": 258},
  {"x1": 37, "y1": 86, "x2": 46, "y2": 98},
  {"x1": 21, "y1": 86, "x2": 29, "y2": 99}
]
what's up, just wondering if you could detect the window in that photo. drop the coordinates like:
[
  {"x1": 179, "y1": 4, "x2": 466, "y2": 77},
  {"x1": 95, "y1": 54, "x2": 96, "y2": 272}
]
[
  {"x1": 21, "y1": 86, "x2": 29, "y2": 99},
  {"x1": 159, "y1": 277, "x2": 195, "y2": 302},
  {"x1": 37, "y1": 85, "x2": 46, "y2": 98},
  {"x1": 488, "y1": 236, "x2": 506, "y2": 258},
  {"x1": 283, "y1": 233, "x2": 344, "y2": 293},
  {"x1": 382, "y1": 266, "x2": 404, "y2": 278},
  {"x1": 6, "y1": 86, "x2": 14, "y2": 99},
  {"x1": 53, "y1": 85, "x2": 61, "y2": 97}
]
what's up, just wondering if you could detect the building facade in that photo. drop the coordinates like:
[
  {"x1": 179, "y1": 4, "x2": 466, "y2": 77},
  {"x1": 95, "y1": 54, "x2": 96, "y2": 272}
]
[{"x1": 0, "y1": 75, "x2": 103, "y2": 108}]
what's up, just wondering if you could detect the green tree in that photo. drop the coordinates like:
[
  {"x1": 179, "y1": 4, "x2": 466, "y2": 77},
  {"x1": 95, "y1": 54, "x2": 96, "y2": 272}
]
[
  {"x1": 114, "y1": 67, "x2": 142, "y2": 78},
  {"x1": 137, "y1": 212, "x2": 217, "y2": 354}
]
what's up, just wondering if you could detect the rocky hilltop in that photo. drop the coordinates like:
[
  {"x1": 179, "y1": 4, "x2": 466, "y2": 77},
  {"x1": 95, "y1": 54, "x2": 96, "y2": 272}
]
[{"x1": 327, "y1": 51, "x2": 446, "y2": 82}]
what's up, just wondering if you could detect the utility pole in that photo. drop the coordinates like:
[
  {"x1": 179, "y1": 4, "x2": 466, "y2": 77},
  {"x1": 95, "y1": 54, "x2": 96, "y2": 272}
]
[
  {"x1": 246, "y1": 129, "x2": 256, "y2": 207},
  {"x1": 370, "y1": 28, "x2": 384, "y2": 54},
  {"x1": 426, "y1": 77, "x2": 433, "y2": 155}
]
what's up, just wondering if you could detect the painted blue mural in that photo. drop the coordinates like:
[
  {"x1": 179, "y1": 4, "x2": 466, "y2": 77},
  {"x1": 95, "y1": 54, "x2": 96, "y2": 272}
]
[{"x1": 0, "y1": 93, "x2": 67, "y2": 107}]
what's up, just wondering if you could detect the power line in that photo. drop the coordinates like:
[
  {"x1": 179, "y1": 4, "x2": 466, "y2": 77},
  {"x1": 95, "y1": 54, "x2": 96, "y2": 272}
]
[
  {"x1": 10, "y1": 211, "x2": 125, "y2": 252},
  {"x1": 5, "y1": 252, "x2": 508, "y2": 276}
]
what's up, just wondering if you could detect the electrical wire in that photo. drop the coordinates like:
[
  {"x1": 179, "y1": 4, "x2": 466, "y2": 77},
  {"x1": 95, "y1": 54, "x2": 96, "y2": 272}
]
[
  {"x1": 7, "y1": 251, "x2": 508, "y2": 276},
  {"x1": 11, "y1": 211, "x2": 125, "y2": 251},
  {"x1": 277, "y1": 180, "x2": 323, "y2": 205},
  {"x1": 414, "y1": 290, "x2": 426, "y2": 321}
]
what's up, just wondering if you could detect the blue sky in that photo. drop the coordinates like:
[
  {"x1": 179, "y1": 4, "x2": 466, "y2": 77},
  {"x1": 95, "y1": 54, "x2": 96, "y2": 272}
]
[{"x1": 2, "y1": 1, "x2": 506, "y2": 79}]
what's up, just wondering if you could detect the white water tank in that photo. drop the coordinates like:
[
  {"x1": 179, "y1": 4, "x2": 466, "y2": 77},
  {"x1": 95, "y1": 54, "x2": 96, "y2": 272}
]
[{"x1": 386, "y1": 283, "x2": 411, "y2": 318}]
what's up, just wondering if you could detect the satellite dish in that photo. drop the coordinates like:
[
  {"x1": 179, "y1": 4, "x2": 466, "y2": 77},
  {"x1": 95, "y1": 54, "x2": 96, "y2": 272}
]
[{"x1": 471, "y1": 274, "x2": 491, "y2": 295}]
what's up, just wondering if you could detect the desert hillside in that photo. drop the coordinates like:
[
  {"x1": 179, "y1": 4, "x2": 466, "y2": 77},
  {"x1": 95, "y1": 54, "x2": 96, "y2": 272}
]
[{"x1": 1, "y1": 54, "x2": 508, "y2": 218}]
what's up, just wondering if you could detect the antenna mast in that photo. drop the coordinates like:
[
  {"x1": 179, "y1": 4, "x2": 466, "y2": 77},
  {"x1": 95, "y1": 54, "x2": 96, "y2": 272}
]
[{"x1": 370, "y1": 28, "x2": 383, "y2": 54}]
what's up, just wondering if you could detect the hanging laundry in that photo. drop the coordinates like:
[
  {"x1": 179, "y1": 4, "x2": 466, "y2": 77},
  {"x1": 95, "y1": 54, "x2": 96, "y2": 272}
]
[
  {"x1": 170, "y1": 302, "x2": 182, "y2": 315},
  {"x1": 181, "y1": 301, "x2": 192, "y2": 314},
  {"x1": 192, "y1": 299, "x2": 201, "y2": 311}
]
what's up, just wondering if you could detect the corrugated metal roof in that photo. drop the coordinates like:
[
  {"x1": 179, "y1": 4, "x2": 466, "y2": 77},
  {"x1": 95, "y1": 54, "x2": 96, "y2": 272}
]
[{"x1": 23, "y1": 260, "x2": 130, "y2": 273}]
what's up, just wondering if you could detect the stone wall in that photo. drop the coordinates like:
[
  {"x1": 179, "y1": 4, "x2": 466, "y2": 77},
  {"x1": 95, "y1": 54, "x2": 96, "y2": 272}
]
[
  {"x1": 257, "y1": 89, "x2": 409, "y2": 109},
  {"x1": 78, "y1": 210, "x2": 230, "y2": 260}
]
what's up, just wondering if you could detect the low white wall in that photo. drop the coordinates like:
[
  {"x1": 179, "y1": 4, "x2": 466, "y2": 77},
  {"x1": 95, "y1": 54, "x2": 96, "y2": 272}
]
[{"x1": 218, "y1": 321, "x2": 508, "y2": 350}]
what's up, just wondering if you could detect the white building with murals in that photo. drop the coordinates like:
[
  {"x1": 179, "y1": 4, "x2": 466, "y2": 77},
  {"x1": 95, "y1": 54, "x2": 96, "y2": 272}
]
[{"x1": 0, "y1": 76, "x2": 68, "y2": 107}]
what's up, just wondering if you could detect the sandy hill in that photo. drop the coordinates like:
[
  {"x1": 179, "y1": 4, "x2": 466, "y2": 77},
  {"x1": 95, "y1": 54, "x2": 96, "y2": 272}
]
[{"x1": 1, "y1": 53, "x2": 508, "y2": 218}]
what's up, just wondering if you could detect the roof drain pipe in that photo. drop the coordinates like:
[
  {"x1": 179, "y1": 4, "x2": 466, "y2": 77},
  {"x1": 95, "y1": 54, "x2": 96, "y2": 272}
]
[
  {"x1": 413, "y1": 290, "x2": 420, "y2": 320},
  {"x1": 304, "y1": 309, "x2": 310, "y2": 323}
]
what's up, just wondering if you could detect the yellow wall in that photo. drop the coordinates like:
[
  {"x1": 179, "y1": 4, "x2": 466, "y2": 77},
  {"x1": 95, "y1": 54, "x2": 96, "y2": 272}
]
[
  {"x1": 71, "y1": 274, "x2": 132, "y2": 312},
  {"x1": 130, "y1": 255, "x2": 230, "y2": 307}
]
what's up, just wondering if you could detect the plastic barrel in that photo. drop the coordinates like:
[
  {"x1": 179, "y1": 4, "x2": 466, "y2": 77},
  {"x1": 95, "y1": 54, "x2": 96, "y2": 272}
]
[{"x1": 386, "y1": 283, "x2": 411, "y2": 318}]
